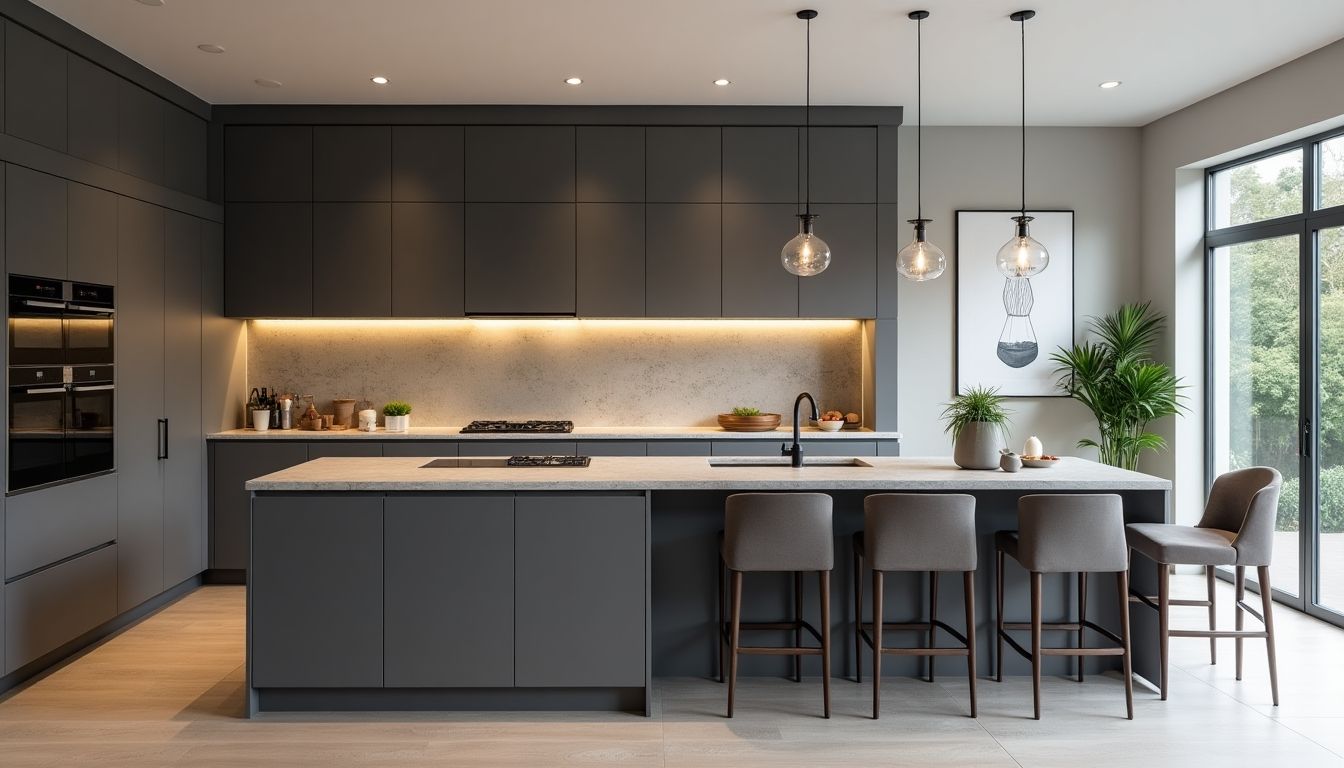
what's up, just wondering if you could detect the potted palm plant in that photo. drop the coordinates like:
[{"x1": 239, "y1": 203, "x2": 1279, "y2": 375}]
[
  {"x1": 942, "y1": 385, "x2": 1011, "y2": 469},
  {"x1": 1050, "y1": 302, "x2": 1185, "y2": 470}
]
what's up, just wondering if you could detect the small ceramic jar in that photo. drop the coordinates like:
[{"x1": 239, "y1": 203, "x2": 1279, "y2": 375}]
[{"x1": 999, "y1": 449, "x2": 1022, "y2": 473}]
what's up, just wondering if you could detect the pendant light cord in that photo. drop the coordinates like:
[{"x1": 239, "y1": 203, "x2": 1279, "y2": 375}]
[
  {"x1": 1019, "y1": 15, "x2": 1026, "y2": 217},
  {"x1": 916, "y1": 15, "x2": 922, "y2": 221},
  {"x1": 804, "y1": 15, "x2": 812, "y2": 218}
]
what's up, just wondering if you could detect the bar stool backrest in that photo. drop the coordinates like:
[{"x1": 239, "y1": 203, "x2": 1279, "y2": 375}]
[
  {"x1": 863, "y1": 493, "x2": 977, "y2": 571},
  {"x1": 723, "y1": 493, "x2": 834, "y2": 572},
  {"x1": 1197, "y1": 467, "x2": 1282, "y2": 567},
  {"x1": 1018, "y1": 494, "x2": 1127, "y2": 573}
]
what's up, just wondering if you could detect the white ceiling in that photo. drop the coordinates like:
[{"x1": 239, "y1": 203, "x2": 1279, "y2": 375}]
[{"x1": 29, "y1": 0, "x2": 1344, "y2": 126}]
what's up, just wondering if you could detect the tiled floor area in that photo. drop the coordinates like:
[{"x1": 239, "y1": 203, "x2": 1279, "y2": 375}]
[{"x1": 0, "y1": 577, "x2": 1341, "y2": 767}]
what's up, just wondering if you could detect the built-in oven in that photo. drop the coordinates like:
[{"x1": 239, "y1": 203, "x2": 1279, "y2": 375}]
[
  {"x1": 9, "y1": 276, "x2": 114, "y2": 367},
  {"x1": 66, "y1": 365, "x2": 114, "y2": 481},
  {"x1": 9, "y1": 366, "x2": 69, "y2": 491}
]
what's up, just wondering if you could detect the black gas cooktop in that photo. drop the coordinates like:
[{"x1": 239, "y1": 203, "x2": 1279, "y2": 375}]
[
  {"x1": 461, "y1": 420, "x2": 574, "y2": 434},
  {"x1": 507, "y1": 455, "x2": 590, "y2": 467}
]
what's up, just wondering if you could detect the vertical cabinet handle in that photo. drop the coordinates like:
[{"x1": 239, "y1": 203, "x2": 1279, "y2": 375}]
[{"x1": 157, "y1": 418, "x2": 168, "y2": 461}]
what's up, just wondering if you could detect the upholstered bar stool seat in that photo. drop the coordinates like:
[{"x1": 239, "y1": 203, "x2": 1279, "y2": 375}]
[
  {"x1": 1126, "y1": 525, "x2": 1237, "y2": 566},
  {"x1": 853, "y1": 493, "x2": 978, "y2": 719},
  {"x1": 719, "y1": 492, "x2": 834, "y2": 718}
]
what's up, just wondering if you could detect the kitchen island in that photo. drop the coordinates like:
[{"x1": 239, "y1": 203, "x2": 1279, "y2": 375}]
[{"x1": 243, "y1": 456, "x2": 1169, "y2": 716}]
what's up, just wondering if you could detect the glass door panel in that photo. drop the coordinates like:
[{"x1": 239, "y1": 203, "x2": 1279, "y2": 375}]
[
  {"x1": 1211, "y1": 233, "x2": 1302, "y2": 598},
  {"x1": 1318, "y1": 225, "x2": 1344, "y2": 615}
]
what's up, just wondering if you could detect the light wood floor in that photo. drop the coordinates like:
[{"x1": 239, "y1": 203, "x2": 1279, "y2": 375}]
[{"x1": 1, "y1": 577, "x2": 1341, "y2": 767}]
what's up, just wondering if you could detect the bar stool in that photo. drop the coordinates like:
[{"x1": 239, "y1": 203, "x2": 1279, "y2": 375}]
[
  {"x1": 852, "y1": 493, "x2": 978, "y2": 719},
  {"x1": 1125, "y1": 467, "x2": 1282, "y2": 705},
  {"x1": 994, "y1": 494, "x2": 1134, "y2": 720},
  {"x1": 718, "y1": 492, "x2": 833, "y2": 718}
]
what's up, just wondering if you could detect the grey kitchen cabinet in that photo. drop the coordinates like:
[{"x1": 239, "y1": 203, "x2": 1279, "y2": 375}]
[
  {"x1": 577, "y1": 126, "x2": 644, "y2": 202},
  {"x1": 458, "y1": 441, "x2": 577, "y2": 457},
  {"x1": 5, "y1": 165, "x2": 66, "y2": 279},
  {"x1": 465, "y1": 126, "x2": 574, "y2": 202},
  {"x1": 115, "y1": 197, "x2": 165, "y2": 612},
  {"x1": 646, "y1": 127, "x2": 719, "y2": 203},
  {"x1": 577, "y1": 203, "x2": 644, "y2": 317},
  {"x1": 4, "y1": 473, "x2": 117, "y2": 580},
  {"x1": 250, "y1": 495, "x2": 383, "y2": 687},
  {"x1": 646, "y1": 441, "x2": 710, "y2": 457},
  {"x1": 313, "y1": 202, "x2": 391, "y2": 317},
  {"x1": 577, "y1": 441, "x2": 647, "y2": 457},
  {"x1": 514, "y1": 494, "x2": 647, "y2": 687},
  {"x1": 464, "y1": 203, "x2": 575, "y2": 315},
  {"x1": 645, "y1": 204, "x2": 720, "y2": 317},
  {"x1": 805, "y1": 127, "x2": 878, "y2": 203},
  {"x1": 723, "y1": 127, "x2": 798, "y2": 203},
  {"x1": 224, "y1": 126, "x2": 312, "y2": 201},
  {"x1": 210, "y1": 441, "x2": 309, "y2": 570},
  {"x1": 392, "y1": 125, "x2": 463, "y2": 201},
  {"x1": 314, "y1": 126, "x2": 391, "y2": 201},
  {"x1": 67, "y1": 182, "x2": 117, "y2": 284},
  {"x1": 4, "y1": 543, "x2": 116, "y2": 674},
  {"x1": 710, "y1": 441, "x2": 784, "y2": 457},
  {"x1": 805, "y1": 440, "x2": 877, "y2": 457},
  {"x1": 66, "y1": 55, "x2": 118, "y2": 168},
  {"x1": 224, "y1": 203, "x2": 313, "y2": 317},
  {"x1": 382, "y1": 441, "x2": 458, "y2": 457},
  {"x1": 4, "y1": 24, "x2": 66, "y2": 152},
  {"x1": 384, "y1": 495, "x2": 514, "y2": 687},
  {"x1": 798, "y1": 204, "x2": 877, "y2": 317},
  {"x1": 163, "y1": 105, "x2": 207, "y2": 198},
  {"x1": 163, "y1": 210, "x2": 205, "y2": 589},
  {"x1": 116, "y1": 81, "x2": 163, "y2": 184},
  {"x1": 307, "y1": 441, "x2": 383, "y2": 458},
  {"x1": 391, "y1": 202, "x2": 464, "y2": 317},
  {"x1": 722, "y1": 203, "x2": 799, "y2": 317},
  {"x1": 878, "y1": 440, "x2": 901, "y2": 457}
]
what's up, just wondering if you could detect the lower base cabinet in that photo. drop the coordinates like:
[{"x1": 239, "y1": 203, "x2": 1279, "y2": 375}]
[
  {"x1": 5, "y1": 544, "x2": 118, "y2": 674},
  {"x1": 211, "y1": 441, "x2": 310, "y2": 570}
]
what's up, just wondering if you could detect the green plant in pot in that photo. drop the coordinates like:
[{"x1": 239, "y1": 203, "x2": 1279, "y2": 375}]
[
  {"x1": 942, "y1": 385, "x2": 1011, "y2": 469},
  {"x1": 1050, "y1": 302, "x2": 1185, "y2": 470},
  {"x1": 382, "y1": 400, "x2": 413, "y2": 433}
]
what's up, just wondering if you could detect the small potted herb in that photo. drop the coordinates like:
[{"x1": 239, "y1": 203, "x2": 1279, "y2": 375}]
[
  {"x1": 941, "y1": 385, "x2": 1011, "y2": 469},
  {"x1": 383, "y1": 400, "x2": 413, "y2": 433}
]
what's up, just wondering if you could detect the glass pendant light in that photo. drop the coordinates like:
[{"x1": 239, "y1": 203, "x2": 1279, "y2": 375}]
[
  {"x1": 996, "y1": 10, "x2": 1049, "y2": 279},
  {"x1": 896, "y1": 10, "x2": 946, "y2": 282},
  {"x1": 782, "y1": 9, "x2": 831, "y2": 277}
]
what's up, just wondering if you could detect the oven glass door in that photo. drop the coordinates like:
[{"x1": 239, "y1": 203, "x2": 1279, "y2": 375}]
[
  {"x1": 8, "y1": 305, "x2": 65, "y2": 367},
  {"x1": 67, "y1": 381, "x2": 114, "y2": 479},
  {"x1": 64, "y1": 309, "x2": 114, "y2": 365},
  {"x1": 9, "y1": 382, "x2": 67, "y2": 492}
]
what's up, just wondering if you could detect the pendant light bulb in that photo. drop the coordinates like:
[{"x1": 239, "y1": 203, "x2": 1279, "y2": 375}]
[
  {"x1": 897, "y1": 219, "x2": 946, "y2": 281},
  {"x1": 898, "y1": 10, "x2": 945, "y2": 282},
  {"x1": 782, "y1": 215, "x2": 831, "y2": 276},
  {"x1": 999, "y1": 10, "x2": 1049, "y2": 278}
]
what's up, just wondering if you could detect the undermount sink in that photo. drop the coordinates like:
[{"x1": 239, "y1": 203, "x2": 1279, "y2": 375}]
[{"x1": 707, "y1": 457, "x2": 873, "y2": 467}]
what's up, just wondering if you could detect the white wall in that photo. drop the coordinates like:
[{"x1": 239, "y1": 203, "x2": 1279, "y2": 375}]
[
  {"x1": 895, "y1": 125, "x2": 1142, "y2": 457},
  {"x1": 1140, "y1": 38, "x2": 1344, "y2": 523}
]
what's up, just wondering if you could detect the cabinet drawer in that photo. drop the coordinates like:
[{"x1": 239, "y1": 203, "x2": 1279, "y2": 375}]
[
  {"x1": 577, "y1": 441, "x2": 647, "y2": 457},
  {"x1": 5, "y1": 473, "x2": 117, "y2": 579},
  {"x1": 458, "y1": 441, "x2": 576, "y2": 457},
  {"x1": 5, "y1": 543, "x2": 117, "y2": 673},
  {"x1": 383, "y1": 441, "x2": 459, "y2": 457}
]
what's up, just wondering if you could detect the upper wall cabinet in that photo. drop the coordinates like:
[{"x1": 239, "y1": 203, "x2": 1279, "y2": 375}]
[
  {"x1": 392, "y1": 126, "x2": 463, "y2": 202},
  {"x1": 465, "y1": 126, "x2": 574, "y2": 202},
  {"x1": 67, "y1": 182, "x2": 117, "y2": 285},
  {"x1": 465, "y1": 203, "x2": 575, "y2": 315},
  {"x1": 225, "y1": 126, "x2": 313, "y2": 201},
  {"x1": 723, "y1": 127, "x2": 798, "y2": 204},
  {"x1": 314, "y1": 126, "x2": 391, "y2": 201},
  {"x1": 67, "y1": 55, "x2": 118, "y2": 168},
  {"x1": 577, "y1": 127, "x2": 644, "y2": 202},
  {"x1": 117, "y1": 81, "x2": 164, "y2": 185},
  {"x1": 225, "y1": 203, "x2": 313, "y2": 317},
  {"x1": 5, "y1": 24, "x2": 66, "y2": 152},
  {"x1": 804, "y1": 127, "x2": 878, "y2": 204},
  {"x1": 5, "y1": 165, "x2": 66, "y2": 279},
  {"x1": 163, "y1": 105, "x2": 207, "y2": 198},
  {"x1": 647, "y1": 127, "x2": 720, "y2": 203}
]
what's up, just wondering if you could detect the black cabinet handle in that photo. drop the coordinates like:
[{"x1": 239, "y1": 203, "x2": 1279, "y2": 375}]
[
  {"x1": 157, "y1": 418, "x2": 168, "y2": 461},
  {"x1": 1301, "y1": 417, "x2": 1312, "y2": 459}
]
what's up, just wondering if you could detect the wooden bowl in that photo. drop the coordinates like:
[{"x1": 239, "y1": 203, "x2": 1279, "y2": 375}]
[{"x1": 717, "y1": 413, "x2": 782, "y2": 432}]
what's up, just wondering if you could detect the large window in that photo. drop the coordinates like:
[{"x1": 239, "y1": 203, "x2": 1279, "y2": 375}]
[{"x1": 1207, "y1": 126, "x2": 1344, "y2": 626}]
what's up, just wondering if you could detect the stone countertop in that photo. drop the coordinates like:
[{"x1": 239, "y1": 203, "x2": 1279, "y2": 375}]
[
  {"x1": 246, "y1": 455, "x2": 1169, "y2": 492},
  {"x1": 209, "y1": 426, "x2": 902, "y2": 441}
]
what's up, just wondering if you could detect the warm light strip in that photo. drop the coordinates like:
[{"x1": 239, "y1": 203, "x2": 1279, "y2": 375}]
[{"x1": 248, "y1": 318, "x2": 861, "y2": 332}]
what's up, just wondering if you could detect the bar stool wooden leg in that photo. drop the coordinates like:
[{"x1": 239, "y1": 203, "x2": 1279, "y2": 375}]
[
  {"x1": 717, "y1": 554, "x2": 725, "y2": 684},
  {"x1": 820, "y1": 570, "x2": 832, "y2": 719},
  {"x1": 1207, "y1": 565, "x2": 1218, "y2": 665},
  {"x1": 1077, "y1": 571, "x2": 1087, "y2": 683},
  {"x1": 794, "y1": 572, "x2": 804, "y2": 683},
  {"x1": 1158, "y1": 562, "x2": 1170, "y2": 701},
  {"x1": 1258, "y1": 566, "x2": 1280, "y2": 706},
  {"x1": 1235, "y1": 566, "x2": 1245, "y2": 681},
  {"x1": 727, "y1": 571, "x2": 742, "y2": 718},
  {"x1": 928, "y1": 570, "x2": 939, "y2": 682},
  {"x1": 854, "y1": 546, "x2": 863, "y2": 684},
  {"x1": 1031, "y1": 571, "x2": 1043, "y2": 720},
  {"x1": 964, "y1": 569, "x2": 978, "y2": 718},
  {"x1": 872, "y1": 568, "x2": 884, "y2": 719},
  {"x1": 996, "y1": 549, "x2": 1005, "y2": 683},
  {"x1": 1118, "y1": 569, "x2": 1134, "y2": 720}
]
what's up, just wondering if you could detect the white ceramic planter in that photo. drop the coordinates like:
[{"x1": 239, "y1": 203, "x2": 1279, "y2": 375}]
[{"x1": 384, "y1": 414, "x2": 410, "y2": 433}]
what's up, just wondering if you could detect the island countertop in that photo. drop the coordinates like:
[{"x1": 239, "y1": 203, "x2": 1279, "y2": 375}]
[{"x1": 245, "y1": 455, "x2": 1168, "y2": 492}]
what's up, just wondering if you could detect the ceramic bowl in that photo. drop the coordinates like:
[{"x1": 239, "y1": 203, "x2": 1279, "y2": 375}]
[
  {"x1": 1021, "y1": 457, "x2": 1060, "y2": 468},
  {"x1": 815, "y1": 419, "x2": 845, "y2": 432}
]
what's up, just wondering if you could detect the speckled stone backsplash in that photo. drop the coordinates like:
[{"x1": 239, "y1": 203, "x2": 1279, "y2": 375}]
[{"x1": 246, "y1": 319, "x2": 863, "y2": 426}]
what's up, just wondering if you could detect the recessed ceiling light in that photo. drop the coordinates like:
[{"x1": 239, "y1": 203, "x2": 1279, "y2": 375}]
[
  {"x1": 134, "y1": 0, "x2": 165, "y2": 6},
  {"x1": 564, "y1": 77, "x2": 582, "y2": 86},
  {"x1": 371, "y1": 76, "x2": 389, "y2": 85},
  {"x1": 254, "y1": 78, "x2": 282, "y2": 88},
  {"x1": 1099, "y1": 80, "x2": 1122, "y2": 89},
  {"x1": 197, "y1": 43, "x2": 225, "y2": 54},
  {"x1": 713, "y1": 78, "x2": 731, "y2": 86}
]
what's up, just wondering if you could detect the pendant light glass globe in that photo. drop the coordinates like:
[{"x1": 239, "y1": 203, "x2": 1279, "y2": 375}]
[
  {"x1": 782, "y1": 216, "x2": 831, "y2": 277},
  {"x1": 996, "y1": 216, "x2": 1049, "y2": 278},
  {"x1": 897, "y1": 220, "x2": 946, "y2": 281}
]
